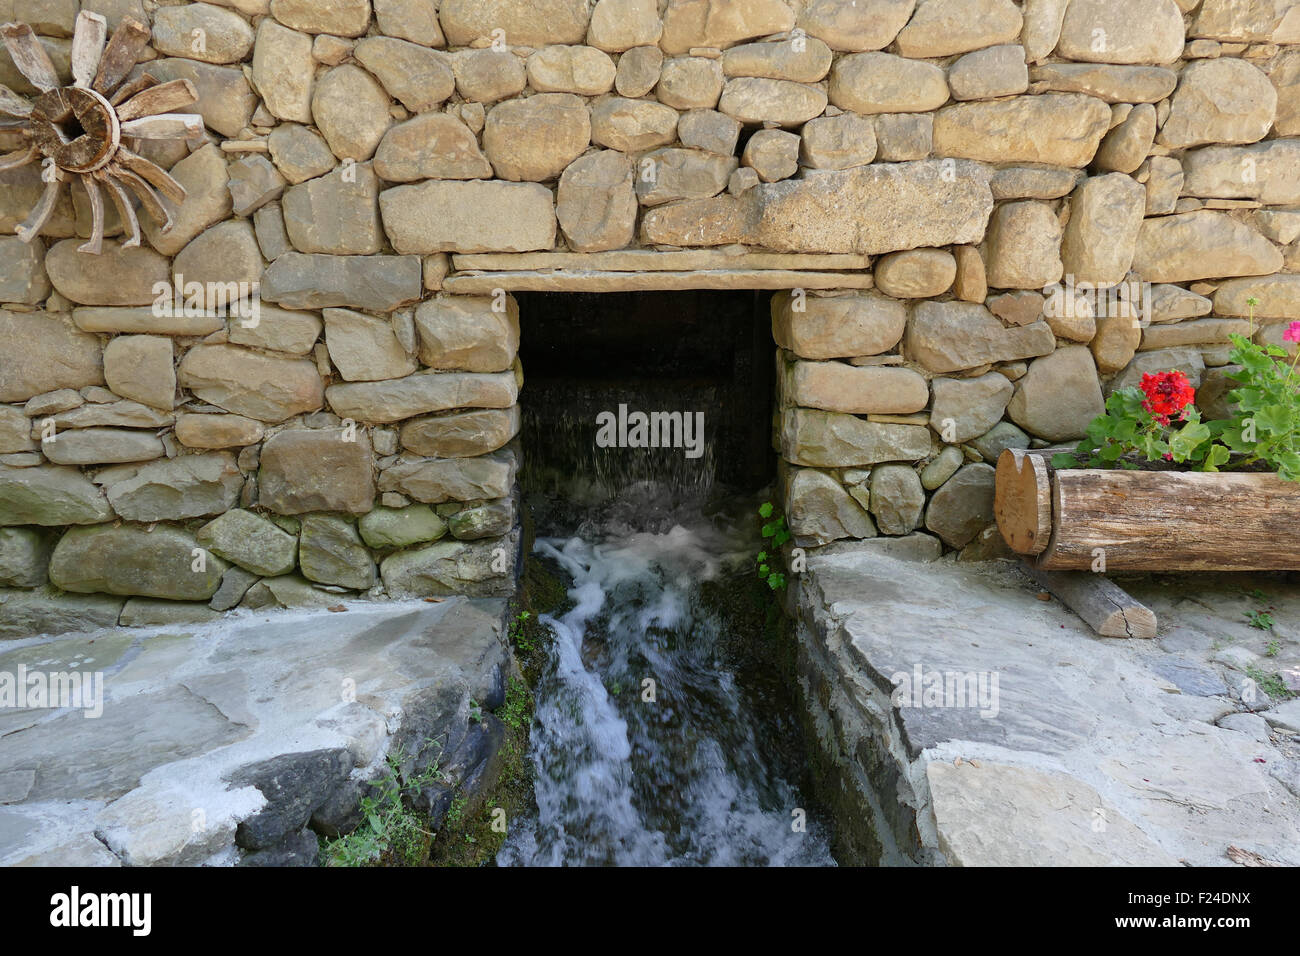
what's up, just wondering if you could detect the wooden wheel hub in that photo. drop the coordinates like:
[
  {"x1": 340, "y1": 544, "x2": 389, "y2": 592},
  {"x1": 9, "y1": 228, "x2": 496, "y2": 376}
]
[{"x1": 29, "y1": 86, "x2": 120, "y2": 173}]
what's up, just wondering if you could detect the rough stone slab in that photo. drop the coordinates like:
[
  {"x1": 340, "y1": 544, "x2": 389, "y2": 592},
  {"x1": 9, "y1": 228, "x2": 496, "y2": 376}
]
[
  {"x1": 379, "y1": 181, "x2": 557, "y2": 255},
  {"x1": 449, "y1": 250, "x2": 871, "y2": 272},
  {"x1": 258, "y1": 428, "x2": 376, "y2": 515},
  {"x1": 0, "y1": 587, "x2": 125, "y2": 639},
  {"x1": 261, "y1": 253, "x2": 424, "y2": 311},
  {"x1": 443, "y1": 269, "x2": 875, "y2": 293},
  {"x1": 326, "y1": 370, "x2": 519, "y2": 424},
  {"x1": 49, "y1": 525, "x2": 228, "y2": 601},
  {"x1": 381, "y1": 531, "x2": 519, "y2": 597}
]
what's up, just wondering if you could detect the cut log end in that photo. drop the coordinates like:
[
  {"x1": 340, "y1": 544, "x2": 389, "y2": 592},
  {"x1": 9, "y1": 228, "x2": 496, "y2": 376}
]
[{"x1": 995, "y1": 448, "x2": 1053, "y2": 556}]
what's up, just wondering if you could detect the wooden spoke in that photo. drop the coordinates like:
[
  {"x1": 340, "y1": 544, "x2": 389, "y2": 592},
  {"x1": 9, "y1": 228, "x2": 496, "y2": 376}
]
[
  {"x1": 15, "y1": 172, "x2": 62, "y2": 242},
  {"x1": 109, "y1": 72, "x2": 158, "y2": 107},
  {"x1": 1, "y1": 23, "x2": 60, "y2": 93},
  {"x1": 115, "y1": 79, "x2": 198, "y2": 122},
  {"x1": 119, "y1": 113, "x2": 203, "y2": 140},
  {"x1": 77, "y1": 174, "x2": 104, "y2": 255},
  {"x1": 92, "y1": 17, "x2": 151, "y2": 96},
  {"x1": 113, "y1": 146, "x2": 186, "y2": 204},
  {"x1": 114, "y1": 166, "x2": 172, "y2": 233},
  {"x1": 0, "y1": 143, "x2": 36, "y2": 171},
  {"x1": 0, "y1": 83, "x2": 32, "y2": 118},
  {"x1": 70, "y1": 11, "x2": 108, "y2": 89},
  {"x1": 97, "y1": 170, "x2": 140, "y2": 248}
]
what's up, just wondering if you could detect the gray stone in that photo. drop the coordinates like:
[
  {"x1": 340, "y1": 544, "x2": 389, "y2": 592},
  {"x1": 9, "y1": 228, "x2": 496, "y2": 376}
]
[
  {"x1": 380, "y1": 532, "x2": 519, "y2": 598},
  {"x1": 637, "y1": 148, "x2": 737, "y2": 205},
  {"x1": 268, "y1": 124, "x2": 338, "y2": 185},
  {"x1": 326, "y1": 370, "x2": 518, "y2": 424},
  {"x1": 930, "y1": 373, "x2": 1013, "y2": 444},
  {"x1": 677, "y1": 109, "x2": 742, "y2": 155},
  {"x1": 399, "y1": 407, "x2": 522, "y2": 458},
  {"x1": 869, "y1": 464, "x2": 925, "y2": 536},
  {"x1": 178, "y1": 345, "x2": 324, "y2": 424},
  {"x1": 0, "y1": 237, "x2": 50, "y2": 305},
  {"x1": 969, "y1": 421, "x2": 1030, "y2": 461},
  {"x1": 380, "y1": 181, "x2": 557, "y2": 255},
  {"x1": 42, "y1": 428, "x2": 164, "y2": 466},
  {"x1": 358, "y1": 504, "x2": 447, "y2": 550},
  {"x1": 0, "y1": 527, "x2": 55, "y2": 588},
  {"x1": 323, "y1": 309, "x2": 417, "y2": 382},
  {"x1": 787, "y1": 467, "x2": 876, "y2": 546},
  {"x1": 49, "y1": 525, "x2": 228, "y2": 600},
  {"x1": 227, "y1": 156, "x2": 288, "y2": 218},
  {"x1": 0, "y1": 586, "x2": 124, "y2": 639},
  {"x1": 921, "y1": 445, "x2": 964, "y2": 490},
  {"x1": 905, "y1": 302, "x2": 1055, "y2": 374},
  {"x1": 119, "y1": 599, "x2": 221, "y2": 628},
  {"x1": 127, "y1": 59, "x2": 256, "y2": 139},
  {"x1": 924, "y1": 462, "x2": 996, "y2": 548},
  {"x1": 448, "y1": 499, "x2": 516, "y2": 541},
  {"x1": 283, "y1": 164, "x2": 383, "y2": 256},
  {"x1": 258, "y1": 429, "x2": 376, "y2": 515},
  {"x1": 227, "y1": 306, "x2": 322, "y2": 355},
  {"x1": 299, "y1": 515, "x2": 376, "y2": 590},
  {"x1": 780, "y1": 408, "x2": 930, "y2": 467},
  {"x1": 0, "y1": 310, "x2": 103, "y2": 403},
  {"x1": 196, "y1": 509, "x2": 299, "y2": 577},
  {"x1": 102, "y1": 453, "x2": 244, "y2": 523},
  {"x1": 1109, "y1": 347, "x2": 1206, "y2": 395},
  {"x1": 45, "y1": 239, "x2": 169, "y2": 307},
  {"x1": 354, "y1": 36, "x2": 455, "y2": 113},
  {"x1": 0, "y1": 465, "x2": 113, "y2": 527},
  {"x1": 312, "y1": 65, "x2": 393, "y2": 161},
  {"x1": 1007, "y1": 347, "x2": 1105, "y2": 442},
  {"x1": 378, "y1": 453, "x2": 517, "y2": 504},
  {"x1": 142, "y1": 146, "x2": 234, "y2": 258},
  {"x1": 1151, "y1": 657, "x2": 1230, "y2": 697}
]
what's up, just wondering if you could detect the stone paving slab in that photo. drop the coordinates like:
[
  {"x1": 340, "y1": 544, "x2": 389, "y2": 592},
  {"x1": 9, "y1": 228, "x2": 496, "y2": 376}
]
[
  {"x1": 0, "y1": 597, "x2": 508, "y2": 866},
  {"x1": 797, "y1": 550, "x2": 1300, "y2": 867}
]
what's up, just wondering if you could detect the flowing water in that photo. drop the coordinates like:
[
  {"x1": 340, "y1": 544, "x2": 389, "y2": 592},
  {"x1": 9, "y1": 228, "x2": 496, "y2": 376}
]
[{"x1": 498, "y1": 479, "x2": 836, "y2": 867}]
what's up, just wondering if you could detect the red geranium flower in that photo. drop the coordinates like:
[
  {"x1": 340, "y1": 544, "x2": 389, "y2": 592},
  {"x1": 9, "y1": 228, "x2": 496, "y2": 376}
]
[{"x1": 1139, "y1": 370, "x2": 1195, "y2": 425}]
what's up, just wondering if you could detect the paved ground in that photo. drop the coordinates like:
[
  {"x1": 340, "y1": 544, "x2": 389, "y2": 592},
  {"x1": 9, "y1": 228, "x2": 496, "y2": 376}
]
[
  {"x1": 0, "y1": 597, "x2": 508, "y2": 866},
  {"x1": 797, "y1": 542, "x2": 1300, "y2": 867}
]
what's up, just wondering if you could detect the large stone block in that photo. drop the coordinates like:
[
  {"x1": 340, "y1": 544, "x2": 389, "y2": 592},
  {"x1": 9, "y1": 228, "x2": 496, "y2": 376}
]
[
  {"x1": 49, "y1": 524, "x2": 228, "y2": 600},
  {"x1": 414, "y1": 296, "x2": 520, "y2": 372},
  {"x1": 590, "y1": 96, "x2": 679, "y2": 151},
  {"x1": 101, "y1": 453, "x2": 244, "y2": 523},
  {"x1": 353, "y1": 36, "x2": 455, "y2": 113},
  {"x1": 718, "y1": 77, "x2": 828, "y2": 126},
  {"x1": 259, "y1": 428, "x2": 376, "y2": 514},
  {"x1": 261, "y1": 253, "x2": 424, "y2": 311},
  {"x1": 557, "y1": 150, "x2": 638, "y2": 252},
  {"x1": 1181, "y1": 141, "x2": 1300, "y2": 206},
  {"x1": 780, "y1": 408, "x2": 931, "y2": 467},
  {"x1": 895, "y1": 0, "x2": 1022, "y2": 58},
  {"x1": 45, "y1": 240, "x2": 169, "y2": 307},
  {"x1": 828, "y1": 52, "x2": 949, "y2": 114},
  {"x1": 1059, "y1": 173, "x2": 1146, "y2": 288},
  {"x1": 378, "y1": 452, "x2": 518, "y2": 503},
  {"x1": 178, "y1": 345, "x2": 324, "y2": 423},
  {"x1": 283, "y1": 164, "x2": 384, "y2": 256},
  {"x1": 399, "y1": 407, "x2": 522, "y2": 458},
  {"x1": 484, "y1": 94, "x2": 591, "y2": 182},
  {"x1": 748, "y1": 159, "x2": 993, "y2": 254},
  {"x1": 771, "y1": 291, "x2": 907, "y2": 359},
  {"x1": 103, "y1": 336, "x2": 175, "y2": 411},
  {"x1": 1056, "y1": 0, "x2": 1185, "y2": 64},
  {"x1": 905, "y1": 302, "x2": 1055, "y2": 373},
  {"x1": 786, "y1": 360, "x2": 929, "y2": 415},
  {"x1": 252, "y1": 19, "x2": 315, "y2": 123},
  {"x1": 323, "y1": 309, "x2": 417, "y2": 382},
  {"x1": 380, "y1": 531, "x2": 519, "y2": 597},
  {"x1": 983, "y1": 201, "x2": 1063, "y2": 290},
  {"x1": 440, "y1": 0, "x2": 592, "y2": 46},
  {"x1": 311, "y1": 65, "x2": 393, "y2": 161},
  {"x1": 923, "y1": 462, "x2": 995, "y2": 549},
  {"x1": 1157, "y1": 59, "x2": 1278, "y2": 149},
  {"x1": 326, "y1": 370, "x2": 519, "y2": 424},
  {"x1": 0, "y1": 236, "x2": 51, "y2": 304},
  {"x1": 1007, "y1": 347, "x2": 1105, "y2": 442},
  {"x1": 0, "y1": 310, "x2": 103, "y2": 403},
  {"x1": 933, "y1": 94, "x2": 1110, "y2": 167},
  {"x1": 786, "y1": 466, "x2": 875, "y2": 546},
  {"x1": 1131, "y1": 212, "x2": 1283, "y2": 283},
  {"x1": 0, "y1": 526, "x2": 56, "y2": 588},
  {"x1": 299, "y1": 514, "x2": 376, "y2": 590},
  {"x1": 0, "y1": 465, "x2": 114, "y2": 526},
  {"x1": 374, "y1": 113, "x2": 493, "y2": 182},
  {"x1": 197, "y1": 509, "x2": 299, "y2": 577},
  {"x1": 380, "y1": 181, "x2": 557, "y2": 255},
  {"x1": 659, "y1": 0, "x2": 795, "y2": 54},
  {"x1": 796, "y1": 0, "x2": 915, "y2": 52}
]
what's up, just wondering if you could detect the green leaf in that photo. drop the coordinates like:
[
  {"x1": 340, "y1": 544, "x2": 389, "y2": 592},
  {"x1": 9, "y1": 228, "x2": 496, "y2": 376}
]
[{"x1": 758, "y1": 502, "x2": 774, "y2": 519}]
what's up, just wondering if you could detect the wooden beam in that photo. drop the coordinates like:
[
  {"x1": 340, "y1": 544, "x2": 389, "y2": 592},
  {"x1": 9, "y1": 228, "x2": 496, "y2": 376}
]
[
  {"x1": 443, "y1": 269, "x2": 875, "y2": 294},
  {"x1": 1024, "y1": 563, "x2": 1157, "y2": 639},
  {"x1": 995, "y1": 448, "x2": 1053, "y2": 555}
]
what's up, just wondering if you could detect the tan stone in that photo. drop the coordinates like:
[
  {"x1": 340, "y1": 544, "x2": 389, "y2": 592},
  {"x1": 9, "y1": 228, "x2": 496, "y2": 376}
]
[
  {"x1": 947, "y1": 44, "x2": 1029, "y2": 101},
  {"x1": 1056, "y1": 0, "x2": 1185, "y2": 64},
  {"x1": 1139, "y1": 318, "x2": 1253, "y2": 350},
  {"x1": 1023, "y1": 0, "x2": 1068, "y2": 63},
  {"x1": 1158, "y1": 59, "x2": 1278, "y2": 149},
  {"x1": 772, "y1": 291, "x2": 906, "y2": 359},
  {"x1": 718, "y1": 78, "x2": 828, "y2": 127},
  {"x1": 152, "y1": 3, "x2": 254, "y2": 63},
  {"x1": 1131, "y1": 211, "x2": 1284, "y2": 282},
  {"x1": 1007, "y1": 347, "x2": 1105, "y2": 442},
  {"x1": 828, "y1": 52, "x2": 949, "y2": 115},
  {"x1": 354, "y1": 37, "x2": 455, "y2": 113},
  {"x1": 640, "y1": 196, "x2": 753, "y2": 246},
  {"x1": 252, "y1": 19, "x2": 314, "y2": 123},
  {"x1": 178, "y1": 345, "x2": 324, "y2": 423},
  {"x1": 45, "y1": 240, "x2": 169, "y2": 307},
  {"x1": 1192, "y1": 0, "x2": 1300, "y2": 42},
  {"x1": 873, "y1": 249, "x2": 956, "y2": 299},
  {"x1": 42, "y1": 428, "x2": 164, "y2": 466},
  {"x1": 380, "y1": 180, "x2": 557, "y2": 255},
  {"x1": 282, "y1": 164, "x2": 384, "y2": 256},
  {"x1": 557, "y1": 150, "x2": 638, "y2": 252},
  {"x1": 786, "y1": 466, "x2": 876, "y2": 545},
  {"x1": 722, "y1": 37, "x2": 832, "y2": 82},
  {"x1": 615, "y1": 45, "x2": 664, "y2": 96},
  {"x1": 906, "y1": 302, "x2": 1056, "y2": 373},
  {"x1": 990, "y1": 165, "x2": 1082, "y2": 200},
  {"x1": 400, "y1": 407, "x2": 522, "y2": 457},
  {"x1": 656, "y1": 56, "x2": 725, "y2": 109},
  {"x1": 484, "y1": 94, "x2": 591, "y2": 182},
  {"x1": 800, "y1": 113, "x2": 877, "y2": 169},
  {"x1": 895, "y1": 0, "x2": 1022, "y2": 58},
  {"x1": 930, "y1": 372, "x2": 1014, "y2": 443},
  {"x1": 325, "y1": 370, "x2": 519, "y2": 423},
  {"x1": 933, "y1": 94, "x2": 1110, "y2": 167},
  {"x1": 952, "y1": 245, "x2": 987, "y2": 302},
  {"x1": 741, "y1": 130, "x2": 800, "y2": 183},
  {"x1": 268, "y1": 123, "x2": 338, "y2": 184},
  {"x1": 373, "y1": 113, "x2": 493, "y2": 182},
  {"x1": 228, "y1": 306, "x2": 323, "y2": 355},
  {"x1": 175, "y1": 413, "x2": 265, "y2": 449},
  {"x1": 1090, "y1": 312, "x2": 1143, "y2": 374},
  {"x1": 414, "y1": 296, "x2": 520, "y2": 372},
  {"x1": 989, "y1": 290, "x2": 1047, "y2": 327},
  {"x1": 1181, "y1": 141, "x2": 1300, "y2": 205},
  {"x1": 450, "y1": 49, "x2": 527, "y2": 103},
  {"x1": 323, "y1": 309, "x2": 418, "y2": 382},
  {"x1": 874, "y1": 113, "x2": 932, "y2": 162},
  {"x1": 0, "y1": 310, "x2": 103, "y2": 403},
  {"x1": 440, "y1": 0, "x2": 592, "y2": 46},
  {"x1": 528, "y1": 45, "x2": 617, "y2": 95},
  {"x1": 271, "y1": 0, "x2": 370, "y2": 35},
  {"x1": 984, "y1": 201, "x2": 1063, "y2": 290},
  {"x1": 311, "y1": 65, "x2": 393, "y2": 161},
  {"x1": 796, "y1": 0, "x2": 915, "y2": 52},
  {"x1": 374, "y1": 0, "x2": 445, "y2": 46},
  {"x1": 378, "y1": 453, "x2": 517, "y2": 504},
  {"x1": 588, "y1": 0, "x2": 663, "y2": 52},
  {"x1": 1213, "y1": 275, "x2": 1300, "y2": 320},
  {"x1": 659, "y1": 0, "x2": 795, "y2": 55},
  {"x1": 1093, "y1": 103, "x2": 1155, "y2": 174},
  {"x1": 637, "y1": 148, "x2": 737, "y2": 205},
  {"x1": 103, "y1": 337, "x2": 175, "y2": 411},
  {"x1": 780, "y1": 408, "x2": 931, "y2": 467},
  {"x1": 143, "y1": 145, "x2": 234, "y2": 257},
  {"x1": 1143, "y1": 156, "x2": 1184, "y2": 215},
  {"x1": 1060, "y1": 174, "x2": 1146, "y2": 290},
  {"x1": 1028, "y1": 63, "x2": 1177, "y2": 103},
  {"x1": 259, "y1": 428, "x2": 376, "y2": 514},
  {"x1": 591, "y1": 97, "x2": 680, "y2": 152},
  {"x1": 788, "y1": 360, "x2": 929, "y2": 415}
]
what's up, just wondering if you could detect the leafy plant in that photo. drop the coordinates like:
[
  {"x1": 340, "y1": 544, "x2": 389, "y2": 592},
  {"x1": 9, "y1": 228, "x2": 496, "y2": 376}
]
[
  {"x1": 1265, "y1": 640, "x2": 1281, "y2": 658},
  {"x1": 756, "y1": 502, "x2": 791, "y2": 591},
  {"x1": 1246, "y1": 610, "x2": 1274, "y2": 631},
  {"x1": 322, "y1": 741, "x2": 444, "y2": 867},
  {"x1": 498, "y1": 676, "x2": 531, "y2": 731},
  {"x1": 1245, "y1": 663, "x2": 1294, "y2": 701},
  {"x1": 509, "y1": 610, "x2": 536, "y2": 653}
]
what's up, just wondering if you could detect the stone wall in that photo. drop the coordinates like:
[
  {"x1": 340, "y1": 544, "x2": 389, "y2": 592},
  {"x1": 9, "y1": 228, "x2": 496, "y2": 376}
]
[{"x1": 1, "y1": 0, "x2": 1299, "y2": 621}]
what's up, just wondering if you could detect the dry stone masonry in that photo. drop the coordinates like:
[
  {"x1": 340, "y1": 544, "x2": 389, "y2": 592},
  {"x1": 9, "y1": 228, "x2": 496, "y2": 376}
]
[{"x1": 2, "y1": 0, "x2": 1299, "y2": 624}]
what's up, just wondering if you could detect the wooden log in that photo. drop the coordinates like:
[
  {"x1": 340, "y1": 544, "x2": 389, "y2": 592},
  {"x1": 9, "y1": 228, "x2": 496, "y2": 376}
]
[
  {"x1": 97, "y1": 169, "x2": 141, "y2": 248},
  {"x1": 92, "y1": 17, "x2": 151, "y2": 96},
  {"x1": 119, "y1": 113, "x2": 203, "y2": 139},
  {"x1": 0, "y1": 83, "x2": 32, "y2": 118},
  {"x1": 1, "y1": 23, "x2": 60, "y2": 92},
  {"x1": 115, "y1": 79, "x2": 197, "y2": 122},
  {"x1": 70, "y1": 11, "x2": 108, "y2": 89},
  {"x1": 109, "y1": 73, "x2": 157, "y2": 107},
  {"x1": 0, "y1": 144, "x2": 35, "y2": 171},
  {"x1": 114, "y1": 166, "x2": 172, "y2": 232},
  {"x1": 77, "y1": 174, "x2": 104, "y2": 255},
  {"x1": 1024, "y1": 563, "x2": 1157, "y2": 639},
  {"x1": 15, "y1": 173, "x2": 63, "y2": 243},
  {"x1": 995, "y1": 448, "x2": 1052, "y2": 555},
  {"x1": 113, "y1": 147, "x2": 186, "y2": 203},
  {"x1": 995, "y1": 448, "x2": 1300, "y2": 571}
]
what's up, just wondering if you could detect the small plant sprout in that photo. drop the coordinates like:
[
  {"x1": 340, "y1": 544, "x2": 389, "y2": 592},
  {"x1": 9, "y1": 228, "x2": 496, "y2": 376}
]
[{"x1": 757, "y1": 502, "x2": 791, "y2": 591}]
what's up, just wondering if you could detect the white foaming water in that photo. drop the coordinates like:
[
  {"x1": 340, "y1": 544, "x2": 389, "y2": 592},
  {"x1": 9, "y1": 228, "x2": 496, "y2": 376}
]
[{"x1": 498, "y1": 501, "x2": 835, "y2": 867}]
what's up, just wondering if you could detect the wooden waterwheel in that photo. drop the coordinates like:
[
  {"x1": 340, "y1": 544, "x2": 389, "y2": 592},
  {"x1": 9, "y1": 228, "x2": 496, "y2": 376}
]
[{"x1": 0, "y1": 12, "x2": 205, "y2": 254}]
